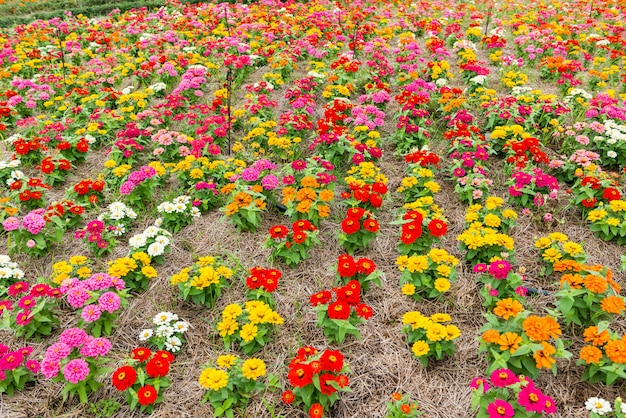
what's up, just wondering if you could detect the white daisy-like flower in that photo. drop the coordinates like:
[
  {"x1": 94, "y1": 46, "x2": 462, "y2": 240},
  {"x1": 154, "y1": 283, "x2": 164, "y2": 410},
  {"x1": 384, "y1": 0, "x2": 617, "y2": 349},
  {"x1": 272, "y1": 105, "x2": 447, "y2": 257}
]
[
  {"x1": 435, "y1": 78, "x2": 447, "y2": 86},
  {"x1": 154, "y1": 235, "x2": 170, "y2": 246},
  {"x1": 191, "y1": 207, "x2": 201, "y2": 217},
  {"x1": 154, "y1": 217, "x2": 163, "y2": 227},
  {"x1": 153, "y1": 311, "x2": 174, "y2": 325},
  {"x1": 173, "y1": 321, "x2": 189, "y2": 333},
  {"x1": 174, "y1": 203, "x2": 186, "y2": 213},
  {"x1": 155, "y1": 324, "x2": 175, "y2": 338},
  {"x1": 147, "y1": 242, "x2": 165, "y2": 257},
  {"x1": 129, "y1": 234, "x2": 147, "y2": 249},
  {"x1": 0, "y1": 255, "x2": 11, "y2": 264},
  {"x1": 144, "y1": 226, "x2": 160, "y2": 238},
  {"x1": 164, "y1": 336, "x2": 182, "y2": 352},
  {"x1": 0, "y1": 267, "x2": 12, "y2": 278},
  {"x1": 585, "y1": 397, "x2": 612, "y2": 415},
  {"x1": 138, "y1": 329, "x2": 153, "y2": 341},
  {"x1": 607, "y1": 151, "x2": 618, "y2": 158},
  {"x1": 469, "y1": 75, "x2": 486, "y2": 85},
  {"x1": 84, "y1": 134, "x2": 96, "y2": 144}
]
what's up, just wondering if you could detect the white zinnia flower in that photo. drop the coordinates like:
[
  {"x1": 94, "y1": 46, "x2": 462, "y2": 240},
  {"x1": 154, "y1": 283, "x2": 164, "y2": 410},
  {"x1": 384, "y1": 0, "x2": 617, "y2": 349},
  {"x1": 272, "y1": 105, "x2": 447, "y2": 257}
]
[
  {"x1": 143, "y1": 226, "x2": 160, "y2": 238},
  {"x1": 155, "y1": 324, "x2": 175, "y2": 338},
  {"x1": 153, "y1": 311, "x2": 174, "y2": 326},
  {"x1": 147, "y1": 242, "x2": 165, "y2": 257},
  {"x1": 173, "y1": 321, "x2": 189, "y2": 333},
  {"x1": 165, "y1": 336, "x2": 182, "y2": 352},
  {"x1": 138, "y1": 329, "x2": 153, "y2": 341},
  {"x1": 585, "y1": 397, "x2": 612, "y2": 415},
  {"x1": 0, "y1": 255, "x2": 11, "y2": 264},
  {"x1": 154, "y1": 235, "x2": 170, "y2": 246},
  {"x1": 607, "y1": 151, "x2": 617, "y2": 158},
  {"x1": 129, "y1": 234, "x2": 147, "y2": 249}
]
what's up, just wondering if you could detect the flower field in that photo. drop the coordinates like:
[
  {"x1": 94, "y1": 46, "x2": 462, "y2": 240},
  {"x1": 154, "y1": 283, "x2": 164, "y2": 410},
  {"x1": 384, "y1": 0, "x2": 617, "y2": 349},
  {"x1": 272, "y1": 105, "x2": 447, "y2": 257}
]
[{"x1": 2, "y1": 0, "x2": 626, "y2": 417}]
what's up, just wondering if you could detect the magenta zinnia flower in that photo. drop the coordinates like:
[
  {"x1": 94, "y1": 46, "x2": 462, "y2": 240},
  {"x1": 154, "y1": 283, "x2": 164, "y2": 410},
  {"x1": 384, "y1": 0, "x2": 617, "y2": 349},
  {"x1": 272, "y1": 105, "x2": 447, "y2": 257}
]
[
  {"x1": 490, "y1": 368, "x2": 518, "y2": 387},
  {"x1": 98, "y1": 292, "x2": 120, "y2": 313},
  {"x1": 469, "y1": 377, "x2": 489, "y2": 393},
  {"x1": 488, "y1": 260, "x2": 512, "y2": 280},
  {"x1": 518, "y1": 385, "x2": 545, "y2": 413},
  {"x1": 0, "y1": 351, "x2": 24, "y2": 371},
  {"x1": 59, "y1": 328, "x2": 88, "y2": 348},
  {"x1": 63, "y1": 358, "x2": 90, "y2": 383},
  {"x1": 25, "y1": 359, "x2": 40, "y2": 373},
  {"x1": 81, "y1": 304, "x2": 102, "y2": 323},
  {"x1": 486, "y1": 399, "x2": 514, "y2": 418}
]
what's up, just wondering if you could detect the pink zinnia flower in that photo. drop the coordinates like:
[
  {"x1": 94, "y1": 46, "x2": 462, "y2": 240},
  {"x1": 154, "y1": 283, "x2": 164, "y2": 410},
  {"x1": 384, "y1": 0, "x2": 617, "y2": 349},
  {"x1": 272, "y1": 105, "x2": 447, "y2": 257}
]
[
  {"x1": 490, "y1": 368, "x2": 518, "y2": 387},
  {"x1": 63, "y1": 359, "x2": 90, "y2": 384},
  {"x1": 8, "y1": 282, "x2": 30, "y2": 297},
  {"x1": 40, "y1": 358, "x2": 60, "y2": 379},
  {"x1": 67, "y1": 287, "x2": 91, "y2": 308},
  {"x1": 488, "y1": 260, "x2": 512, "y2": 280},
  {"x1": 17, "y1": 296, "x2": 36, "y2": 310},
  {"x1": 45, "y1": 342, "x2": 71, "y2": 362},
  {"x1": 80, "y1": 337, "x2": 112, "y2": 357},
  {"x1": 98, "y1": 292, "x2": 121, "y2": 313},
  {"x1": 81, "y1": 304, "x2": 102, "y2": 323},
  {"x1": 2, "y1": 217, "x2": 20, "y2": 232},
  {"x1": 0, "y1": 351, "x2": 23, "y2": 370},
  {"x1": 518, "y1": 386, "x2": 545, "y2": 413},
  {"x1": 25, "y1": 359, "x2": 40, "y2": 373},
  {"x1": 473, "y1": 263, "x2": 488, "y2": 273},
  {"x1": 59, "y1": 328, "x2": 88, "y2": 348},
  {"x1": 15, "y1": 311, "x2": 32, "y2": 326},
  {"x1": 486, "y1": 399, "x2": 514, "y2": 418},
  {"x1": 470, "y1": 377, "x2": 489, "y2": 392}
]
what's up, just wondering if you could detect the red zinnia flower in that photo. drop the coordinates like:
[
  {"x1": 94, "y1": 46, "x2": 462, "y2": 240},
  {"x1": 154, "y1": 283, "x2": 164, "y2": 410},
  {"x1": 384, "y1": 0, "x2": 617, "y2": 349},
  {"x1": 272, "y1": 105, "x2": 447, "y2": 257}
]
[
  {"x1": 319, "y1": 373, "x2": 337, "y2": 395},
  {"x1": 293, "y1": 232, "x2": 307, "y2": 244},
  {"x1": 363, "y1": 219, "x2": 379, "y2": 232},
  {"x1": 369, "y1": 193, "x2": 383, "y2": 208},
  {"x1": 427, "y1": 219, "x2": 447, "y2": 237},
  {"x1": 296, "y1": 346, "x2": 318, "y2": 358},
  {"x1": 282, "y1": 390, "x2": 295, "y2": 404},
  {"x1": 269, "y1": 225, "x2": 289, "y2": 239},
  {"x1": 137, "y1": 384, "x2": 158, "y2": 406},
  {"x1": 40, "y1": 157, "x2": 55, "y2": 174},
  {"x1": 341, "y1": 218, "x2": 360, "y2": 234},
  {"x1": 337, "y1": 254, "x2": 357, "y2": 277},
  {"x1": 288, "y1": 363, "x2": 314, "y2": 387},
  {"x1": 131, "y1": 348, "x2": 152, "y2": 362},
  {"x1": 293, "y1": 219, "x2": 315, "y2": 232},
  {"x1": 356, "y1": 303, "x2": 373, "y2": 319},
  {"x1": 353, "y1": 187, "x2": 370, "y2": 202},
  {"x1": 346, "y1": 207, "x2": 365, "y2": 219},
  {"x1": 581, "y1": 197, "x2": 597, "y2": 208},
  {"x1": 320, "y1": 349, "x2": 344, "y2": 373},
  {"x1": 371, "y1": 182, "x2": 388, "y2": 194},
  {"x1": 154, "y1": 350, "x2": 175, "y2": 363},
  {"x1": 146, "y1": 358, "x2": 170, "y2": 378},
  {"x1": 336, "y1": 374, "x2": 349, "y2": 388},
  {"x1": 327, "y1": 301, "x2": 350, "y2": 320},
  {"x1": 356, "y1": 258, "x2": 376, "y2": 275},
  {"x1": 112, "y1": 365, "x2": 137, "y2": 391},
  {"x1": 310, "y1": 290, "x2": 333, "y2": 307},
  {"x1": 602, "y1": 188, "x2": 621, "y2": 201},
  {"x1": 309, "y1": 403, "x2": 324, "y2": 418}
]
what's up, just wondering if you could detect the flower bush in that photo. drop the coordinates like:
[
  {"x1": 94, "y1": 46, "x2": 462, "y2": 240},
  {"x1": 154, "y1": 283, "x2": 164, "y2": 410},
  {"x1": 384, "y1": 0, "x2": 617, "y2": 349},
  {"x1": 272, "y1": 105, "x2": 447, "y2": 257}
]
[
  {"x1": 310, "y1": 280, "x2": 373, "y2": 344},
  {"x1": 0, "y1": 255, "x2": 24, "y2": 295},
  {"x1": 577, "y1": 322, "x2": 626, "y2": 385},
  {"x1": 199, "y1": 356, "x2": 267, "y2": 417},
  {"x1": 0, "y1": 344, "x2": 39, "y2": 396},
  {"x1": 401, "y1": 311, "x2": 461, "y2": 366},
  {"x1": 335, "y1": 253, "x2": 381, "y2": 293},
  {"x1": 217, "y1": 301, "x2": 283, "y2": 355},
  {"x1": 282, "y1": 346, "x2": 351, "y2": 417},
  {"x1": 265, "y1": 221, "x2": 320, "y2": 267},
  {"x1": 138, "y1": 312, "x2": 190, "y2": 353},
  {"x1": 0, "y1": 281, "x2": 63, "y2": 339},
  {"x1": 169, "y1": 256, "x2": 234, "y2": 308},
  {"x1": 397, "y1": 248, "x2": 459, "y2": 300},
  {"x1": 128, "y1": 225, "x2": 172, "y2": 265},
  {"x1": 3, "y1": 209, "x2": 63, "y2": 257},
  {"x1": 108, "y1": 252, "x2": 158, "y2": 293},
  {"x1": 111, "y1": 347, "x2": 174, "y2": 413},
  {"x1": 156, "y1": 195, "x2": 201, "y2": 233},
  {"x1": 61, "y1": 273, "x2": 128, "y2": 337},
  {"x1": 386, "y1": 392, "x2": 422, "y2": 417},
  {"x1": 338, "y1": 207, "x2": 380, "y2": 254},
  {"x1": 244, "y1": 266, "x2": 281, "y2": 307},
  {"x1": 470, "y1": 369, "x2": 557, "y2": 416},
  {"x1": 41, "y1": 328, "x2": 112, "y2": 403}
]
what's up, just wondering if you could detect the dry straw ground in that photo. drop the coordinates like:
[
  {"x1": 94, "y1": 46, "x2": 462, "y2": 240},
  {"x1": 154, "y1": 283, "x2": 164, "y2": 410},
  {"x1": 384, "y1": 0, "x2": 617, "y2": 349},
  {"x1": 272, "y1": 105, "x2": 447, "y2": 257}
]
[{"x1": 2, "y1": 4, "x2": 626, "y2": 418}]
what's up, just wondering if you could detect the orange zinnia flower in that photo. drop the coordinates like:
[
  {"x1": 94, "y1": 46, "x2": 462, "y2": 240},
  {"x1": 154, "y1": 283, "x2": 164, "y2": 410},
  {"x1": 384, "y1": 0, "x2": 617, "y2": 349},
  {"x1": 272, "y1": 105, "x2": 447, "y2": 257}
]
[
  {"x1": 523, "y1": 316, "x2": 561, "y2": 341},
  {"x1": 493, "y1": 298, "x2": 524, "y2": 320},
  {"x1": 559, "y1": 273, "x2": 583, "y2": 289},
  {"x1": 482, "y1": 329, "x2": 500, "y2": 344},
  {"x1": 319, "y1": 189, "x2": 334, "y2": 202},
  {"x1": 583, "y1": 274, "x2": 608, "y2": 294},
  {"x1": 583, "y1": 326, "x2": 610, "y2": 346},
  {"x1": 497, "y1": 332, "x2": 522, "y2": 354},
  {"x1": 533, "y1": 342, "x2": 556, "y2": 369},
  {"x1": 605, "y1": 339, "x2": 626, "y2": 364},
  {"x1": 600, "y1": 296, "x2": 626, "y2": 315},
  {"x1": 579, "y1": 345, "x2": 603, "y2": 365}
]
